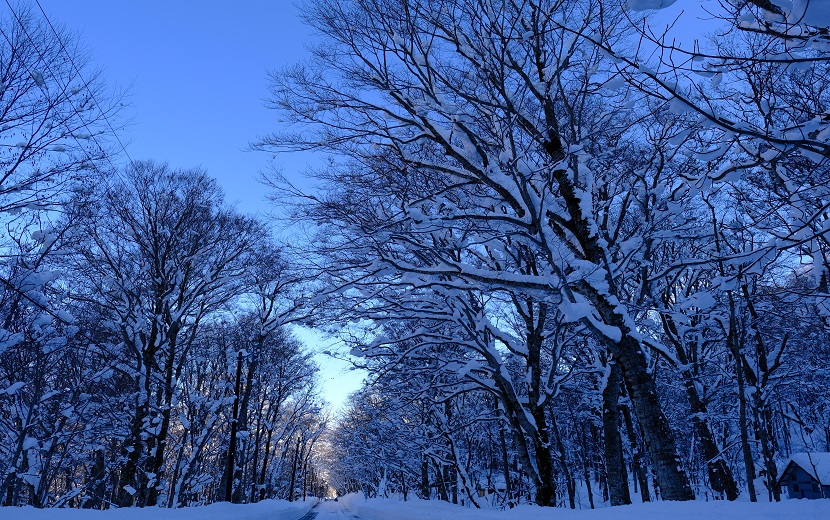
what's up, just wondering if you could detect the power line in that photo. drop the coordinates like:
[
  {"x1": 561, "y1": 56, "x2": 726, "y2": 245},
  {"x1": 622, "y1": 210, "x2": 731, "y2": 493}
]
[
  {"x1": 32, "y1": 0, "x2": 139, "y2": 172},
  {"x1": 0, "y1": 3, "x2": 122, "y2": 331},
  {"x1": 1, "y1": 0, "x2": 128, "y2": 188}
]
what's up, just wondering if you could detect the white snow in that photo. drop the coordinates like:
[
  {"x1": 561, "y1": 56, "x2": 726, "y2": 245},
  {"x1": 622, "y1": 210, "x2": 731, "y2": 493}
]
[
  {"x1": 339, "y1": 494, "x2": 829, "y2": 520},
  {"x1": 627, "y1": 0, "x2": 678, "y2": 11},
  {"x1": 0, "y1": 493, "x2": 827, "y2": 520},
  {"x1": 1, "y1": 381, "x2": 26, "y2": 395},
  {"x1": 791, "y1": 0, "x2": 830, "y2": 27},
  {"x1": 784, "y1": 452, "x2": 830, "y2": 485},
  {"x1": 0, "y1": 499, "x2": 317, "y2": 520},
  {"x1": 30, "y1": 71, "x2": 45, "y2": 87}
]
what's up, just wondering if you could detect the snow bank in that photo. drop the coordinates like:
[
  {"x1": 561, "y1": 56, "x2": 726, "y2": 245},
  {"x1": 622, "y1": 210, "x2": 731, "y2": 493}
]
[
  {"x1": 0, "y1": 498, "x2": 317, "y2": 520},
  {"x1": 339, "y1": 494, "x2": 829, "y2": 520}
]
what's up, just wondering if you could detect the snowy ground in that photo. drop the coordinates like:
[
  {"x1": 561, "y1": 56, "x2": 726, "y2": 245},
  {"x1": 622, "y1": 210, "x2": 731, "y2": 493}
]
[
  {"x1": 1, "y1": 495, "x2": 827, "y2": 520},
  {"x1": 337, "y1": 494, "x2": 830, "y2": 520},
  {"x1": 0, "y1": 498, "x2": 317, "y2": 520}
]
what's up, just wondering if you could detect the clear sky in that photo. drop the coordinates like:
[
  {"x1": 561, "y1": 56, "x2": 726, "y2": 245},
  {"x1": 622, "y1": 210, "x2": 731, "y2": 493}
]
[
  {"x1": 38, "y1": 0, "x2": 314, "y2": 213},
  {"x1": 35, "y1": 0, "x2": 363, "y2": 412}
]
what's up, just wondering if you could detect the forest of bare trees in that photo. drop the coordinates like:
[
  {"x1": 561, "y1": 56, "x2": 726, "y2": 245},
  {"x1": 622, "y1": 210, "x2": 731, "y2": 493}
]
[
  {"x1": 0, "y1": 7, "x2": 327, "y2": 508},
  {"x1": 260, "y1": 0, "x2": 830, "y2": 509},
  {"x1": 2, "y1": 0, "x2": 830, "y2": 512}
]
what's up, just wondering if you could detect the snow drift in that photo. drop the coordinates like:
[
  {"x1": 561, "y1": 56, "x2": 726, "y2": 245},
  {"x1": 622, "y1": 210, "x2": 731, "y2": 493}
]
[
  {"x1": 339, "y1": 494, "x2": 829, "y2": 520},
  {"x1": 0, "y1": 499, "x2": 317, "y2": 520}
]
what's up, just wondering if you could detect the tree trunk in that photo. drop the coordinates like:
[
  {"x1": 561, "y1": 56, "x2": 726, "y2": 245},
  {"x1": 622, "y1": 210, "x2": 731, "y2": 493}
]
[
  {"x1": 530, "y1": 408, "x2": 557, "y2": 506},
  {"x1": 580, "y1": 424, "x2": 595, "y2": 509},
  {"x1": 302, "y1": 449, "x2": 309, "y2": 500},
  {"x1": 548, "y1": 158, "x2": 693, "y2": 501},
  {"x1": 288, "y1": 436, "x2": 301, "y2": 501},
  {"x1": 434, "y1": 460, "x2": 447, "y2": 502},
  {"x1": 144, "y1": 340, "x2": 178, "y2": 506},
  {"x1": 684, "y1": 375, "x2": 739, "y2": 500},
  {"x1": 86, "y1": 449, "x2": 106, "y2": 509},
  {"x1": 736, "y1": 358, "x2": 757, "y2": 502},
  {"x1": 741, "y1": 283, "x2": 781, "y2": 502},
  {"x1": 551, "y1": 416, "x2": 574, "y2": 508},
  {"x1": 249, "y1": 394, "x2": 265, "y2": 503},
  {"x1": 603, "y1": 362, "x2": 631, "y2": 506},
  {"x1": 754, "y1": 400, "x2": 780, "y2": 501},
  {"x1": 258, "y1": 426, "x2": 276, "y2": 502},
  {"x1": 621, "y1": 403, "x2": 650, "y2": 502},
  {"x1": 258, "y1": 397, "x2": 282, "y2": 502},
  {"x1": 728, "y1": 294, "x2": 757, "y2": 502},
  {"x1": 613, "y1": 334, "x2": 694, "y2": 500},
  {"x1": 117, "y1": 393, "x2": 148, "y2": 507},
  {"x1": 224, "y1": 350, "x2": 244, "y2": 502},
  {"x1": 236, "y1": 338, "x2": 261, "y2": 503},
  {"x1": 420, "y1": 455, "x2": 429, "y2": 499},
  {"x1": 660, "y1": 313, "x2": 739, "y2": 500},
  {"x1": 450, "y1": 465, "x2": 458, "y2": 505},
  {"x1": 499, "y1": 424, "x2": 512, "y2": 503}
]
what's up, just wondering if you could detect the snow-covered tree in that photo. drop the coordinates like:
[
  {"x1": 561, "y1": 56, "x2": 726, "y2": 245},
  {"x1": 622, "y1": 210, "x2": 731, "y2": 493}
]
[
  {"x1": 262, "y1": 0, "x2": 699, "y2": 502},
  {"x1": 64, "y1": 162, "x2": 264, "y2": 506}
]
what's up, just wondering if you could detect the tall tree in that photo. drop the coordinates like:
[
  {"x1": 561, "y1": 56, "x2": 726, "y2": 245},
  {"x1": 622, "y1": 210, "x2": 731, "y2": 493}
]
[
  {"x1": 262, "y1": 0, "x2": 696, "y2": 501},
  {"x1": 66, "y1": 161, "x2": 263, "y2": 506},
  {"x1": 0, "y1": 5, "x2": 119, "y2": 506}
]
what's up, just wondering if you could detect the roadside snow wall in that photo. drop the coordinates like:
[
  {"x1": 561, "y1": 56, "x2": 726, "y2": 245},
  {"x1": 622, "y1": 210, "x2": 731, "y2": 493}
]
[
  {"x1": 0, "y1": 498, "x2": 317, "y2": 520},
  {"x1": 339, "y1": 493, "x2": 829, "y2": 520}
]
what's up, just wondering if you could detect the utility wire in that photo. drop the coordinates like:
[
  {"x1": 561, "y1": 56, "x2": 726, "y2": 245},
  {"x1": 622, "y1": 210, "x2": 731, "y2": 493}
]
[
  {"x1": 0, "y1": 2, "x2": 121, "y2": 330},
  {"x1": 2, "y1": 0, "x2": 128, "y2": 188},
  {"x1": 32, "y1": 0, "x2": 139, "y2": 172}
]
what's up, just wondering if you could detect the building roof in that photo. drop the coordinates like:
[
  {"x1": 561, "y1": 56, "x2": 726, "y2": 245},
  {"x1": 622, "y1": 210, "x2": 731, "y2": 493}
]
[{"x1": 780, "y1": 452, "x2": 830, "y2": 485}]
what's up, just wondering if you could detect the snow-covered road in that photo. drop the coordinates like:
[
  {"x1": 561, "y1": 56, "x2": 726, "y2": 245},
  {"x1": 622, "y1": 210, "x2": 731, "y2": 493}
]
[{"x1": 301, "y1": 500, "x2": 361, "y2": 520}]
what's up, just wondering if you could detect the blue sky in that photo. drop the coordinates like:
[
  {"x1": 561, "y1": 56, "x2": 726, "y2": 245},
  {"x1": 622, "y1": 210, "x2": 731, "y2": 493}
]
[
  {"x1": 36, "y1": 0, "x2": 362, "y2": 412},
  {"x1": 39, "y1": 0, "x2": 315, "y2": 214}
]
